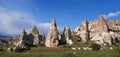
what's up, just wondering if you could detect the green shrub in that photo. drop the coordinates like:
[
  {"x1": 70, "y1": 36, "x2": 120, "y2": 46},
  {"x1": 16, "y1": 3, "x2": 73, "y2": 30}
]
[
  {"x1": 25, "y1": 42, "x2": 37, "y2": 47},
  {"x1": 90, "y1": 43, "x2": 101, "y2": 50},
  {"x1": 0, "y1": 48, "x2": 4, "y2": 51},
  {"x1": 115, "y1": 48, "x2": 120, "y2": 57},
  {"x1": 15, "y1": 47, "x2": 30, "y2": 52},
  {"x1": 61, "y1": 53, "x2": 77, "y2": 57}
]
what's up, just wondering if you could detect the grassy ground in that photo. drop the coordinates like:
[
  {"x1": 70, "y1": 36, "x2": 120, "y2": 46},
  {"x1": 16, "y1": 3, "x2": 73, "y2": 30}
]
[{"x1": 0, "y1": 46, "x2": 119, "y2": 57}]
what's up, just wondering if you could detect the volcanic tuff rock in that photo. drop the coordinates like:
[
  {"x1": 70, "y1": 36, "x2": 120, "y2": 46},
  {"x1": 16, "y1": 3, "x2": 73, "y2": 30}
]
[
  {"x1": 89, "y1": 15, "x2": 108, "y2": 38},
  {"x1": 88, "y1": 15, "x2": 112, "y2": 45},
  {"x1": 74, "y1": 20, "x2": 89, "y2": 42},
  {"x1": 31, "y1": 25, "x2": 40, "y2": 45},
  {"x1": 106, "y1": 20, "x2": 120, "y2": 31},
  {"x1": 45, "y1": 18, "x2": 59, "y2": 47},
  {"x1": 14, "y1": 29, "x2": 27, "y2": 48},
  {"x1": 61, "y1": 25, "x2": 73, "y2": 45},
  {"x1": 4, "y1": 15, "x2": 120, "y2": 48},
  {"x1": 74, "y1": 15, "x2": 120, "y2": 45}
]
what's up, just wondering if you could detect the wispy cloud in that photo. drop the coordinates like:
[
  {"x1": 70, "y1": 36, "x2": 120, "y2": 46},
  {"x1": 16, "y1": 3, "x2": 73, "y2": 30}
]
[
  {"x1": 0, "y1": 7, "x2": 53, "y2": 35},
  {"x1": 103, "y1": 11, "x2": 120, "y2": 19}
]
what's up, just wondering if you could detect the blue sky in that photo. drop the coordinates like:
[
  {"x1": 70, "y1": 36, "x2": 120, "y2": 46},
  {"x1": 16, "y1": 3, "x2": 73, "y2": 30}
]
[{"x1": 0, "y1": 0, "x2": 120, "y2": 35}]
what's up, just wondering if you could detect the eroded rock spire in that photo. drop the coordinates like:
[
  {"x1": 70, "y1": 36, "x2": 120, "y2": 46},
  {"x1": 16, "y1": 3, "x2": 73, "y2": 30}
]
[
  {"x1": 61, "y1": 25, "x2": 73, "y2": 45},
  {"x1": 45, "y1": 18, "x2": 59, "y2": 47},
  {"x1": 31, "y1": 25, "x2": 40, "y2": 45}
]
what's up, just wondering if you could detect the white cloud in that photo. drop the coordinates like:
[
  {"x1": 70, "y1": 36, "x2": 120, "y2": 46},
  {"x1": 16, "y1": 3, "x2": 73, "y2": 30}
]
[
  {"x1": 103, "y1": 11, "x2": 120, "y2": 18},
  {"x1": 0, "y1": 7, "x2": 52, "y2": 35}
]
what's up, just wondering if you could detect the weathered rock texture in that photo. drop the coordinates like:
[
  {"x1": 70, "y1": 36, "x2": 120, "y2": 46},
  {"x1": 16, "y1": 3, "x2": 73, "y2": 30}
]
[
  {"x1": 31, "y1": 25, "x2": 40, "y2": 45},
  {"x1": 89, "y1": 15, "x2": 108, "y2": 38},
  {"x1": 106, "y1": 20, "x2": 120, "y2": 31},
  {"x1": 74, "y1": 15, "x2": 120, "y2": 45},
  {"x1": 15, "y1": 29, "x2": 27, "y2": 47},
  {"x1": 61, "y1": 25, "x2": 73, "y2": 45},
  {"x1": 74, "y1": 20, "x2": 89, "y2": 42},
  {"x1": 19, "y1": 29, "x2": 28, "y2": 41},
  {"x1": 45, "y1": 19, "x2": 59, "y2": 47}
]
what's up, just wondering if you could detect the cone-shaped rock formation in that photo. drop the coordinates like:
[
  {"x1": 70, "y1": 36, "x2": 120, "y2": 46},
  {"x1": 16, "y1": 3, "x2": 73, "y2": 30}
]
[
  {"x1": 31, "y1": 25, "x2": 40, "y2": 45},
  {"x1": 61, "y1": 25, "x2": 73, "y2": 45},
  {"x1": 45, "y1": 18, "x2": 59, "y2": 47}
]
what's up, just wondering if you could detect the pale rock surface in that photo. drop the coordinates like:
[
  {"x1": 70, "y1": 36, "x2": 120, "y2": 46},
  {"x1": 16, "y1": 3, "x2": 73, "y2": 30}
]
[
  {"x1": 14, "y1": 29, "x2": 27, "y2": 48},
  {"x1": 89, "y1": 15, "x2": 108, "y2": 38},
  {"x1": 74, "y1": 20, "x2": 89, "y2": 42},
  {"x1": 62, "y1": 25, "x2": 73, "y2": 45},
  {"x1": 45, "y1": 19, "x2": 59, "y2": 47},
  {"x1": 31, "y1": 25, "x2": 40, "y2": 45}
]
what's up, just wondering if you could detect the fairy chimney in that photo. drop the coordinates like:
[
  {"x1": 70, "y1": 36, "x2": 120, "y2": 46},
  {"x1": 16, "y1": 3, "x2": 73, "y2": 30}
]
[
  {"x1": 31, "y1": 25, "x2": 40, "y2": 45},
  {"x1": 45, "y1": 18, "x2": 59, "y2": 47},
  {"x1": 62, "y1": 25, "x2": 73, "y2": 45}
]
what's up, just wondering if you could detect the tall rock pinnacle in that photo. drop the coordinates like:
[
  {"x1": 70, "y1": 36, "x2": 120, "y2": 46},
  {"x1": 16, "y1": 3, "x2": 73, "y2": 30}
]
[
  {"x1": 19, "y1": 29, "x2": 27, "y2": 41},
  {"x1": 61, "y1": 25, "x2": 73, "y2": 45},
  {"x1": 98, "y1": 15, "x2": 108, "y2": 33},
  {"x1": 31, "y1": 25, "x2": 40, "y2": 45},
  {"x1": 31, "y1": 25, "x2": 39, "y2": 35},
  {"x1": 80, "y1": 20, "x2": 89, "y2": 42},
  {"x1": 73, "y1": 19, "x2": 89, "y2": 42},
  {"x1": 15, "y1": 29, "x2": 28, "y2": 48},
  {"x1": 45, "y1": 18, "x2": 59, "y2": 47}
]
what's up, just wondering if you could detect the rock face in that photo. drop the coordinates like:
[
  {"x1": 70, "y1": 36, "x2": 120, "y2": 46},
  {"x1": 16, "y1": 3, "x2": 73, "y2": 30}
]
[
  {"x1": 74, "y1": 20, "x2": 89, "y2": 42},
  {"x1": 19, "y1": 29, "x2": 28, "y2": 41},
  {"x1": 61, "y1": 25, "x2": 73, "y2": 45},
  {"x1": 31, "y1": 25, "x2": 40, "y2": 45},
  {"x1": 15, "y1": 29, "x2": 27, "y2": 48},
  {"x1": 45, "y1": 19, "x2": 59, "y2": 47},
  {"x1": 106, "y1": 20, "x2": 120, "y2": 31},
  {"x1": 89, "y1": 15, "x2": 108, "y2": 38},
  {"x1": 91, "y1": 32, "x2": 111, "y2": 45},
  {"x1": 89, "y1": 15, "x2": 120, "y2": 45},
  {"x1": 74, "y1": 15, "x2": 120, "y2": 45},
  {"x1": 88, "y1": 15, "x2": 111, "y2": 45},
  {"x1": 91, "y1": 32, "x2": 120, "y2": 45}
]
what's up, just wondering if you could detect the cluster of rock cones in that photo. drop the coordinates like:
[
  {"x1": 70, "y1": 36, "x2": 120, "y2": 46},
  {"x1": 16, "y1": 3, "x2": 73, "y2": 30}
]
[{"x1": 14, "y1": 15, "x2": 120, "y2": 48}]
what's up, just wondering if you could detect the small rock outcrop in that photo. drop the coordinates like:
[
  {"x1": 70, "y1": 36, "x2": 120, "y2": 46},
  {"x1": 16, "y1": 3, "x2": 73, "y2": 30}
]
[
  {"x1": 61, "y1": 25, "x2": 73, "y2": 45},
  {"x1": 45, "y1": 18, "x2": 59, "y2": 47}
]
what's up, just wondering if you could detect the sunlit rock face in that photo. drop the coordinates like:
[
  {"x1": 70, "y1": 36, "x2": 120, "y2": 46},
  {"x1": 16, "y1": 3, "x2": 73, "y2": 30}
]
[
  {"x1": 91, "y1": 32, "x2": 111, "y2": 45},
  {"x1": 106, "y1": 20, "x2": 120, "y2": 31},
  {"x1": 45, "y1": 19, "x2": 59, "y2": 47},
  {"x1": 74, "y1": 20, "x2": 89, "y2": 42},
  {"x1": 89, "y1": 15, "x2": 110, "y2": 45},
  {"x1": 91, "y1": 32, "x2": 120, "y2": 45},
  {"x1": 31, "y1": 25, "x2": 40, "y2": 45},
  {"x1": 61, "y1": 25, "x2": 73, "y2": 45},
  {"x1": 89, "y1": 15, "x2": 120, "y2": 45},
  {"x1": 88, "y1": 15, "x2": 108, "y2": 38},
  {"x1": 74, "y1": 15, "x2": 120, "y2": 45}
]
